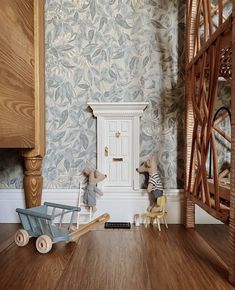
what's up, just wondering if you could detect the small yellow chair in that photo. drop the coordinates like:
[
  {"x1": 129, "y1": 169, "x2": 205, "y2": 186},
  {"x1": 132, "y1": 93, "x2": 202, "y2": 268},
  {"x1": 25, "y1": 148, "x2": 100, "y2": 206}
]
[{"x1": 145, "y1": 196, "x2": 168, "y2": 231}]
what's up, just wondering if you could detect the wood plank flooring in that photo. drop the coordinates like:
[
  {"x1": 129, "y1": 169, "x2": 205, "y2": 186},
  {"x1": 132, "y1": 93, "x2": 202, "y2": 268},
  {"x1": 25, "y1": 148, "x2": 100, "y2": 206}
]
[
  {"x1": 0, "y1": 223, "x2": 19, "y2": 254},
  {"x1": 0, "y1": 224, "x2": 234, "y2": 290},
  {"x1": 196, "y1": 224, "x2": 230, "y2": 267}
]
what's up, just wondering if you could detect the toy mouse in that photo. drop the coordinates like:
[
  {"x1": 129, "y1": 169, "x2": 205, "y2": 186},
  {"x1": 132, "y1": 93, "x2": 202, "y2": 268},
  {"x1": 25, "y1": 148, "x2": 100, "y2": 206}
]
[
  {"x1": 83, "y1": 169, "x2": 107, "y2": 212},
  {"x1": 136, "y1": 156, "x2": 163, "y2": 211}
]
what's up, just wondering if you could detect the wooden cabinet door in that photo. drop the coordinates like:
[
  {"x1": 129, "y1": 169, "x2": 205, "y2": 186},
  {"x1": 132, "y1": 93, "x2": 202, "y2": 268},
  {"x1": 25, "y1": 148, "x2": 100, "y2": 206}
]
[{"x1": 0, "y1": 0, "x2": 35, "y2": 148}]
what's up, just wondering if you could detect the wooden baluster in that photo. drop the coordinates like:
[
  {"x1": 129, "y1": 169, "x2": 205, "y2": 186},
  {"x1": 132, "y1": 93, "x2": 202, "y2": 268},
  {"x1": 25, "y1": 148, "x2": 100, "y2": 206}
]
[
  {"x1": 213, "y1": 125, "x2": 231, "y2": 143},
  {"x1": 184, "y1": 197, "x2": 195, "y2": 229},
  {"x1": 229, "y1": 188, "x2": 235, "y2": 285},
  {"x1": 23, "y1": 157, "x2": 43, "y2": 208},
  {"x1": 229, "y1": 87, "x2": 235, "y2": 283},
  {"x1": 211, "y1": 132, "x2": 220, "y2": 211},
  {"x1": 229, "y1": 5, "x2": 235, "y2": 282},
  {"x1": 202, "y1": 0, "x2": 209, "y2": 42},
  {"x1": 218, "y1": 0, "x2": 223, "y2": 26},
  {"x1": 193, "y1": 0, "x2": 202, "y2": 56},
  {"x1": 206, "y1": 0, "x2": 213, "y2": 36},
  {"x1": 184, "y1": 0, "x2": 197, "y2": 229}
]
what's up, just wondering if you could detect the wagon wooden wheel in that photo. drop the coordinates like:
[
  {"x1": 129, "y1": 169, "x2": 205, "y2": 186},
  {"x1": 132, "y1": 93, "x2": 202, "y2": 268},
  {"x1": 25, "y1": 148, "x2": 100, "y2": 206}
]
[
  {"x1": 36, "y1": 235, "x2": 53, "y2": 254},
  {"x1": 14, "y1": 229, "x2": 30, "y2": 247}
]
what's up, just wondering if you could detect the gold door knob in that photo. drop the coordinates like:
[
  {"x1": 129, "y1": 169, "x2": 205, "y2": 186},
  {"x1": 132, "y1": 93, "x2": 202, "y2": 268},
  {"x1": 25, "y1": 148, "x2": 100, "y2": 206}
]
[
  {"x1": 115, "y1": 131, "x2": 121, "y2": 138},
  {"x1": 104, "y1": 146, "x2": 109, "y2": 156}
]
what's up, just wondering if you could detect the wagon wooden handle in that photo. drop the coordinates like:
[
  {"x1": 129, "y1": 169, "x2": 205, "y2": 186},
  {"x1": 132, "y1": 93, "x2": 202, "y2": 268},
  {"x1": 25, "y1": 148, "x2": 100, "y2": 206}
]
[{"x1": 70, "y1": 213, "x2": 110, "y2": 241}]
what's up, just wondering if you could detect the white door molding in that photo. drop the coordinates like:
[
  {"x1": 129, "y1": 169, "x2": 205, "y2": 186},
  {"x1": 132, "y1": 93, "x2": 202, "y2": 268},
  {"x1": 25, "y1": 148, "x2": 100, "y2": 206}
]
[
  {"x1": 88, "y1": 102, "x2": 148, "y2": 191},
  {"x1": 88, "y1": 102, "x2": 149, "y2": 117}
]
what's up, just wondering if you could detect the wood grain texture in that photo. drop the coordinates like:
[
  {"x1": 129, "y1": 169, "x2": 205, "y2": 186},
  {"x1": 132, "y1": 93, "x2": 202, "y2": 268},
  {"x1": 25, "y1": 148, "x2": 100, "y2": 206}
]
[
  {"x1": 184, "y1": 197, "x2": 195, "y2": 228},
  {"x1": 185, "y1": 0, "x2": 232, "y2": 237},
  {"x1": 0, "y1": 0, "x2": 34, "y2": 148},
  {"x1": 23, "y1": 157, "x2": 43, "y2": 208},
  {"x1": 0, "y1": 225, "x2": 233, "y2": 290},
  {"x1": 185, "y1": 0, "x2": 234, "y2": 283},
  {"x1": 0, "y1": 223, "x2": 19, "y2": 253},
  {"x1": 208, "y1": 179, "x2": 230, "y2": 202},
  {"x1": 0, "y1": 238, "x2": 76, "y2": 290},
  {"x1": 228, "y1": 6, "x2": 235, "y2": 284},
  {"x1": 21, "y1": 0, "x2": 45, "y2": 208},
  {"x1": 184, "y1": 0, "x2": 196, "y2": 229},
  {"x1": 22, "y1": 0, "x2": 45, "y2": 158},
  {"x1": 0, "y1": 225, "x2": 234, "y2": 290},
  {"x1": 196, "y1": 224, "x2": 230, "y2": 267},
  {"x1": 22, "y1": 0, "x2": 45, "y2": 207}
]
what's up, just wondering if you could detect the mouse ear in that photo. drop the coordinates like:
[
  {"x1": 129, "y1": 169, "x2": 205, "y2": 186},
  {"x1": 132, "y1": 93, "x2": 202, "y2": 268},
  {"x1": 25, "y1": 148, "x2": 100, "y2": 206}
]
[
  {"x1": 94, "y1": 170, "x2": 98, "y2": 178},
  {"x1": 146, "y1": 159, "x2": 151, "y2": 168},
  {"x1": 83, "y1": 168, "x2": 91, "y2": 176}
]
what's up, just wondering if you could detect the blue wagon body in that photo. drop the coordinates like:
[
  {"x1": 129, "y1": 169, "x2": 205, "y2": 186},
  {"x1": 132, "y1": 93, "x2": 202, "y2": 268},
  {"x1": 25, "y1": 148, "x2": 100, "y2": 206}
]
[
  {"x1": 15, "y1": 202, "x2": 109, "y2": 254},
  {"x1": 16, "y1": 202, "x2": 81, "y2": 243}
]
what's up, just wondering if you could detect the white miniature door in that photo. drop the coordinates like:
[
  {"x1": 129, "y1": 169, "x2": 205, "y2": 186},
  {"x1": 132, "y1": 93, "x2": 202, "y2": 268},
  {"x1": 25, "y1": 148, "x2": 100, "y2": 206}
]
[
  {"x1": 104, "y1": 119, "x2": 132, "y2": 187},
  {"x1": 88, "y1": 102, "x2": 148, "y2": 191}
]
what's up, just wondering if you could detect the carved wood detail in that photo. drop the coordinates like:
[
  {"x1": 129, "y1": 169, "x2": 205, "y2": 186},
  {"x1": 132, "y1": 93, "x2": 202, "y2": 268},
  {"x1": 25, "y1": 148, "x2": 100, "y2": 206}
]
[
  {"x1": 185, "y1": 0, "x2": 235, "y2": 285},
  {"x1": 23, "y1": 157, "x2": 43, "y2": 208},
  {"x1": 228, "y1": 15, "x2": 235, "y2": 283}
]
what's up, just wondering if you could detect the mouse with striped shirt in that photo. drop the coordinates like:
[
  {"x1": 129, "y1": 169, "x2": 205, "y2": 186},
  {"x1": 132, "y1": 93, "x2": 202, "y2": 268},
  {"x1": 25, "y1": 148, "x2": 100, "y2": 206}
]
[{"x1": 136, "y1": 157, "x2": 163, "y2": 212}]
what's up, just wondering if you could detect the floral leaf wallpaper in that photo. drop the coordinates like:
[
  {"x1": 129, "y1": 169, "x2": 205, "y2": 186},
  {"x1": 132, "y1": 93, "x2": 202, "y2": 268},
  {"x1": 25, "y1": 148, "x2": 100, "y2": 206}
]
[{"x1": 0, "y1": 0, "x2": 186, "y2": 189}]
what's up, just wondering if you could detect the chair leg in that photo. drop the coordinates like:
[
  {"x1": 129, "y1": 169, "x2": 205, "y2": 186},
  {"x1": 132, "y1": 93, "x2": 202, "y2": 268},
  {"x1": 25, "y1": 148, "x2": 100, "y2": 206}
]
[
  {"x1": 76, "y1": 213, "x2": 80, "y2": 229},
  {"x1": 163, "y1": 215, "x2": 168, "y2": 229},
  {"x1": 153, "y1": 218, "x2": 157, "y2": 226},
  {"x1": 157, "y1": 218, "x2": 161, "y2": 231},
  {"x1": 89, "y1": 206, "x2": 93, "y2": 222},
  {"x1": 145, "y1": 216, "x2": 149, "y2": 228}
]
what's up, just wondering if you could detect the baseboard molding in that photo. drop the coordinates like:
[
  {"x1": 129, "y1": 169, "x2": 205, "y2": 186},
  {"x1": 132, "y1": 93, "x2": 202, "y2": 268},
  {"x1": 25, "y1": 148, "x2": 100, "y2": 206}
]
[{"x1": 0, "y1": 189, "x2": 221, "y2": 224}]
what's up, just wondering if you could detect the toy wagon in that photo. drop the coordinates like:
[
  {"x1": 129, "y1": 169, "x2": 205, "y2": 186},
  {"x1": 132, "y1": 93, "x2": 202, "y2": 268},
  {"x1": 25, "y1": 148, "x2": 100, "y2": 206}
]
[{"x1": 15, "y1": 202, "x2": 109, "y2": 254}]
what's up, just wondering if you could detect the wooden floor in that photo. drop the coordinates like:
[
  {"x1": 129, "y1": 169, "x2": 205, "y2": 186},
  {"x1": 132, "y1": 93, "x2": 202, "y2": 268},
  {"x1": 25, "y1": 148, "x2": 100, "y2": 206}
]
[
  {"x1": 196, "y1": 224, "x2": 230, "y2": 267},
  {"x1": 0, "y1": 224, "x2": 234, "y2": 290}
]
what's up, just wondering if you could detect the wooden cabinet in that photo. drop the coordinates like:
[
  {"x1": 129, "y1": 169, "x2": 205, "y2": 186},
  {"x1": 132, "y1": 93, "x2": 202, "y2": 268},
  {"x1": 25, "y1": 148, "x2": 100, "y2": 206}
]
[{"x1": 0, "y1": 0, "x2": 45, "y2": 208}]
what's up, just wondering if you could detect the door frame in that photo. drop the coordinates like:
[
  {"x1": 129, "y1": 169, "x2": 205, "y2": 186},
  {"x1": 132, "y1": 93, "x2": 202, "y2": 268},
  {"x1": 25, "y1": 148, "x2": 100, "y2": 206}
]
[{"x1": 88, "y1": 102, "x2": 148, "y2": 191}]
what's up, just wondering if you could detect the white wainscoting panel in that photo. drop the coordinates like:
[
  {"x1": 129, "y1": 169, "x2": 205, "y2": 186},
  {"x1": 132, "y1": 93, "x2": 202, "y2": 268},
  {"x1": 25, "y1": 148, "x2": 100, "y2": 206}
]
[{"x1": 0, "y1": 188, "x2": 221, "y2": 224}]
